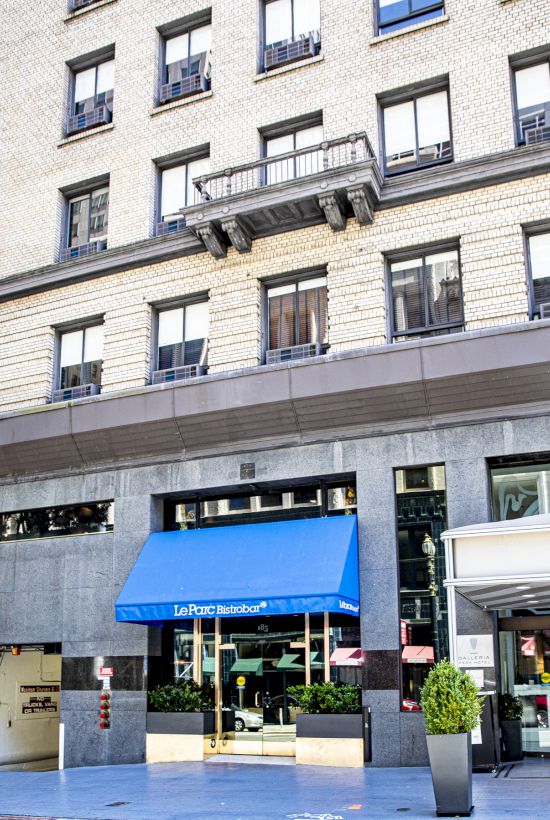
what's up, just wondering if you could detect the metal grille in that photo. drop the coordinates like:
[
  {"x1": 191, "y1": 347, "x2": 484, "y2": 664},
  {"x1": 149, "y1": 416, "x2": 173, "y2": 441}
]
[
  {"x1": 159, "y1": 73, "x2": 208, "y2": 104},
  {"x1": 152, "y1": 364, "x2": 205, "y2": 384},
  {"x1": 67, "y1": 104, "x2": 111, "y2": 135},
  {"x1": 525, "y1": 126, "x2": 550, "y2": 146},
  {"x1": 191, "y1": 132, "x2": 375, "y2": 203},
  {"x1": 52, "y1": 383, "x2": 101, "y2": 403},
  {"x1": 540, "y1": 303, "x2": 550, "y2": 319},
  {"x1": 60, "y1": 239, "x2": 107, "y2": 262},
  {"x1": 264, "y1": 32, "x2": 319, "y2": 69},
  {"x1": 155, "y1": 218, "x2": 187, "y2": 237},
  {"x1": 265, "y1": 343, "x2": 322, "y2": 364}
]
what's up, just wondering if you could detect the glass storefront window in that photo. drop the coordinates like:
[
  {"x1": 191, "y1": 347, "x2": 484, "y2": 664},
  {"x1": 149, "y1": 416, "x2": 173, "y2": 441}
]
[
  {"x1": 309, "y1": 613, "x2": 325, "y2": 683},
  {"x1": 173, "y1": 621, "x2": 194, "y2": 681},
  {"x1": 395, "y1": 465, "x2": 448, "y2": 709},
  {"x1": 0, "y1": 501, "x2": 114, "y2": 541},
  {"x1": 201, "y1": 619, "x2": 216, "y2": 688},
  {"x1": 175, "y1": 502, "x2": 197, "y2": 530},
  {"x1": 329, "y1": 614, "x2": 362, "y2": 685},
  {"x1": 491, "y1": 462, "x2": 550, "y2": 520},
  {"x1": 327, "y1": 484, "x2": 357, "y2": 514}
]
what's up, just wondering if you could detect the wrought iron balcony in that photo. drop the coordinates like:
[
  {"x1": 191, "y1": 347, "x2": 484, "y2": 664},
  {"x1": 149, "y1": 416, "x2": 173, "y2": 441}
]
[{"x1": 182, "y1": 132, "x2": 382, "y2": 258}]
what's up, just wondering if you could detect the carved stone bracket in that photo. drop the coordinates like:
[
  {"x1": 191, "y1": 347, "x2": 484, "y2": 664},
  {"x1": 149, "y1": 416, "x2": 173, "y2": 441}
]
[
  {"x1": 220, "y1": 217, "x2": 252, "y2": 253},
  {"x1": 194, "y1": 222, "x2": 227, "y2": 259},
  {"x1": 318, "y1": 192, "x2": 346, "y2": 232},
  {"x1": 347, "y1": 185, "x2": 373, "y2": 225}
]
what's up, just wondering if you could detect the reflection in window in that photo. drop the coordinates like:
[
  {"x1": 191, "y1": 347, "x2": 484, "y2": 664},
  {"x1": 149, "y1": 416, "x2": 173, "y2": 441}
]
[
  {"x1": 383, "y1": 90, "x2": 451, "y2": 173},
  {"x1": 174, "y1": 622, "x2": 194, "y2": 680},
  {"x1": 491, "y1": 462, "x2": 550, "y2": 520},
  {"x1": 378, "y1": 0, "x2": 444, "y2": 35},
  {"x1": 390, "y1": 249, "x2": 463, "y2": 339},
  {"x1": 157, "y1": 301, "x2": 209, "y2": 371},
  {"x1": 67, "y1": 186, "x2": 109, "y2": 253},
  {"x1": 396, "y1": 466, "x2": 448, "y2": 707},
  {"x1": 528, "y1": 232, "x2": 550, "y2": 316},
  {"x1": 59, "y1": 324, "x2": 103, "y2": 390},
  {"x1": 514, "y1": 62, "x2": 550, "y2": 145},
  {"x1": 0, "y1": 501, "x2": 114, "y2": 541}
]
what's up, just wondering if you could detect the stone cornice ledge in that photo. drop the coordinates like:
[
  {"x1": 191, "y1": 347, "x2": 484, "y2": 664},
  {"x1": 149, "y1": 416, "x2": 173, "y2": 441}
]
[
  {"x1": 379, "y1": 143, "x2": 550, "y2": 208},
  {"x1": 0, "y1": 230, "x2": 204, "y2": 302}
]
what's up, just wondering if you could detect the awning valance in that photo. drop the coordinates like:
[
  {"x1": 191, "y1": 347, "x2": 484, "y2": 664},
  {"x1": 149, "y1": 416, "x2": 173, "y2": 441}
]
[{"x1": 115, "y1": 515, "x2": 359, "y2": 623}]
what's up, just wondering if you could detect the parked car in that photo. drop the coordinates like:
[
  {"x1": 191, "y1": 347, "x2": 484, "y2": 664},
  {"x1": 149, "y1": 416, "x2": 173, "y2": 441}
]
[
  {"x1": 225, "y1": 705, "x2": 263, "y2": 732},
  {"x1": 402, "y1": 699, "x2": 421, "y2": 711},
  {"x1": 264, "y1": 693, "x2": 299, "y2": 724},
  {"x1": 536, "y1": 695, "x2": 548, "y2": 728}
]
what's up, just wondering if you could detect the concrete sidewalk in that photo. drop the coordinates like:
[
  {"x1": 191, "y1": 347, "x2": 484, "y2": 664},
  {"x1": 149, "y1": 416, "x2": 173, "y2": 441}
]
[{"x1": 0, "y1": 758, "x2": 548, "y2": 820}]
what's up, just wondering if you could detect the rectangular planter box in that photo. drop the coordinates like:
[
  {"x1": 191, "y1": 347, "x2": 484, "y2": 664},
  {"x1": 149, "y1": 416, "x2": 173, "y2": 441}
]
[
  {"x1": 146, "y1": 711, "x2": 216, "y2": 763},
  {"x1": 295, "y1": 713, "x2": 364, "y2": 767},
  {"x1": 147, "y1": 711, "x2": 215, "y2": 735}
]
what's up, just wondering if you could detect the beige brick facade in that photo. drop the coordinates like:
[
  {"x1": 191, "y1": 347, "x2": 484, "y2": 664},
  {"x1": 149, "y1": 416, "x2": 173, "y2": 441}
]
[{"x1": 0, "y1": 0, "x2": 548, "y2": 412}]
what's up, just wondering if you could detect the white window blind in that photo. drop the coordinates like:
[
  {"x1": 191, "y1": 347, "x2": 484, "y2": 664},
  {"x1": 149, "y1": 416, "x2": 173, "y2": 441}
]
[
  {"x1": 185, "y1": 302, "x2": 209, "y2": 340},
  {"x1": 74, "y1": 68, "x2": 95, "y2": 102},
  {"x1": 84, "y1": 325, "x2": 104, "y2": 362},
  {"x1": 96, "y1": 60, "x2": 115, "y2": 94},
  {"x1": 266, "y1": 0, "x2": 292, "y2": 45},
  {"x1": 186, "y1": 157, "x2": 210, "y2": 206},
  {"x1": 166, "y1": 33, "x2": 189, "y2": 65},
  {"x1": 416, "y1": 91, "x2": 450, "y2": 148},
  {"x1": 295, "y1": 124, "x2": 323, "y2": 148},
  {"x1": 161, "y1": 166, "x2": 187, "y2": 220},
  {"x1": 530, "y1": 233, "x2": 550, "y2": 280},
  {"x1": 298, "y1": 276, "x2": 326, "y2": 291},
  {"x1": 158, "y1": 308, "x2": 184, "y2": 347},
  {"x1": 190, "y1": 24, "x2": 212, "y2": 56},
  {"x1": 60, "y1": 330, "x2": 83, "y2": 368},
  {"x1": 266, "y1": 133, "x2": 294, "y2": 157},
  {"x1": 294, "y1": 0, "x2": 320, "y2": 36},
  {"x1": 515, "y1": 64, "x2": 550, "y2": 109},
  {"x1": 384, "y1": 101, "x2": 416, "y2": 156}
]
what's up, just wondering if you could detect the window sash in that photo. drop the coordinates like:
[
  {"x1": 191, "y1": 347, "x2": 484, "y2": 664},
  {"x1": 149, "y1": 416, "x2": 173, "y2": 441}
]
[
  {"x1": 384, "y1": 90, "x2": 451, "y2": 172},
  {"x1": 379, "y1": 0, "x2": 444, "y2": 29},
  {"x1": 390, "y1": 250, "x2": 462, "y2": 336},
  {"x1": 157, "y1": 303, "x2": 209, "y2": 369},
  {"x1": 68, "y1": 187, "x2": 109, "y2": 247},
  {"x1": 59, "y1": 326, "x2": 103, "y2": 389},
  {"x1": 265, "y1": 124, "x2": 323, "y2": 183},
  {"x1": 529, "y1": 232, "x2": 550, "y2": 311},
  {"x1": 268, "y1": 278, "x2": 327, "y2": 349}
]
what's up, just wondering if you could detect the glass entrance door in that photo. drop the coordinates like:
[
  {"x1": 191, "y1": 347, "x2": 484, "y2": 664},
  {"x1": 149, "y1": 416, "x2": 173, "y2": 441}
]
[
  {"x1": 218, "y1": 615, "x2": 306, "y2": 756},
  {"x1": 500, "y1": 629, "x2": 550, "y2": 755}
]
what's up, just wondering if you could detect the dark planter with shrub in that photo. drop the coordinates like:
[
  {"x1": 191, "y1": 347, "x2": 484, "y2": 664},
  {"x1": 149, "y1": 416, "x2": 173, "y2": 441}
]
[
  {"x1": 499, "y1": 694, "x2": 524, "y2": 762},
  {"x1": 146, "y1": 710, "x2": 215, "y2": 735},
  {"x1": 146, "y1": 680, "x2": 216, "y2": 762}
]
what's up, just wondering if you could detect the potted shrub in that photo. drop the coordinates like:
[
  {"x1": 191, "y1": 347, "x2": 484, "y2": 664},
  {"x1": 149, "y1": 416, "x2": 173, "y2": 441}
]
[
  {"x1": 288, "y1": 682, "x2": 364, "y2": 768},
  {"x1": 146, "y1": 680, "x2": 217, "y2": 762},
  {"x1": 499, "y1": 693, "x2": 523, "y2": 762},
  {"x1": 421, "y1": 661, "x2": 484, "y2": 818}
]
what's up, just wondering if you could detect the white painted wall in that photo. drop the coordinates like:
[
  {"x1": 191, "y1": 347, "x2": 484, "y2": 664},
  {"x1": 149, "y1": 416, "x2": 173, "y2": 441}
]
[{"x1": 0, "y1": 650, "x2": 61, "y2": 765}]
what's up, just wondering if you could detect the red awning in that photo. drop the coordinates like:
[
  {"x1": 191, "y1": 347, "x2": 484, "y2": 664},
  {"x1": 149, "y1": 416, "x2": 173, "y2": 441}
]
[
  {"x1": 402, "y1": 646, "x2": 435, "y2": 664},
  {"x1": 329, "y1": 648, "x2": 364, "y2": 667}
]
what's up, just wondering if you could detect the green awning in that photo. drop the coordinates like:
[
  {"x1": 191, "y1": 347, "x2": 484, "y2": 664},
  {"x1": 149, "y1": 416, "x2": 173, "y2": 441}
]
[
  {"x1": 202, "y1": 657, "x2": 215, "y2": 674},
  {"x1": 277, "y1": 653, "x2": 305, "y2": 671},
  {"x1": 230, "y1": 658, "x2": 263, "y2": 674}
]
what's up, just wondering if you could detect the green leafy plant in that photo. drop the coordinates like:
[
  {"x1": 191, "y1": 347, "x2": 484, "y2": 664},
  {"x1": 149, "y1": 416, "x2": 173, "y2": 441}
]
[
  {"x1": 148, "y1": 680, "x2": 214, "y2": 713},
  {"x1": 499, "y1": 693, "x2": 523, "y2": 721},
  {"x1": 420, "y1": 661, "x2": 484, "y2": 735},
  {"x1": 287, "y1": 682, "x2": 361, "y2": 714}
]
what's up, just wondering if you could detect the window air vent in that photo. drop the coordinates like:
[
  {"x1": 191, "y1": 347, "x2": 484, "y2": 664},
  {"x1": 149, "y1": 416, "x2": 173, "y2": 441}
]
[
  {"x1": 264, "y1": 31, "x2": 320, "y2": 70},
  {"x1": 67, "y1": 105, "x2": 112, "y2": 136},
  {"x1": 155, "y1": 218, "x2": 187, "y2": 237},
  {"x1": 60, "y1": 239, "x2": 107, "y2": 262},
  {"x1": 52, "y1": 383, "x2": 101, "y2": 403},
  {"x1": 525, "y1": 126, "x2": 550, "y2": 146},
  {"x1": 266, "y1": 342, "x2": 322, "y2": 364},
  {"x1": 152, "y1": 364, "x2": 206, "y2": 384},
  {"x1": 160, "y1": 72, "x2": 209, "y2": 104},
  {"x1": 540, "y1": 303, "x2": 550, "y2": 319}
]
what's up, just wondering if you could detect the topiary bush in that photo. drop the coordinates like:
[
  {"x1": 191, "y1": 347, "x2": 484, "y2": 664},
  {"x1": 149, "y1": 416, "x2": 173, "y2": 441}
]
[
  {"x1": 499, "y1": 693, "x2": 523, "y2": 721},
  {"x1": 148, "y1": 680, "x2": 214, "y2": 713},
  {"x1": 287, "y1": 682, "x2": 361, "y2": 714},
  {"x1": 420, "y1": 661, "x2": 484, "y2": 735}
]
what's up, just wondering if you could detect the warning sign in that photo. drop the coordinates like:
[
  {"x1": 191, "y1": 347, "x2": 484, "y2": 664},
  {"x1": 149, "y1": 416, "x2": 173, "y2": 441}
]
[{"x1": 17, "y1": 684, "x2": 60, "y2": 720}]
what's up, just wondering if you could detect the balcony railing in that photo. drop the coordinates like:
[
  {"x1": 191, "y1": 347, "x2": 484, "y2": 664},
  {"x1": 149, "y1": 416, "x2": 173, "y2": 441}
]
[{"x1": 192, "y1": 132, "x2": 376, "y2": 203}]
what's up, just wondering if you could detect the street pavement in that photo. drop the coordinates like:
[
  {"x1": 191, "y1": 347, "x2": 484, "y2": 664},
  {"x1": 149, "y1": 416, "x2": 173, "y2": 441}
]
[{"x1": 0, "y1": 758, "x2": 548, "y2": 820}]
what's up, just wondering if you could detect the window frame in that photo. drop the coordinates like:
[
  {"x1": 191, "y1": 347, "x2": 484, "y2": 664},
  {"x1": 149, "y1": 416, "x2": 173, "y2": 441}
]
[
  {"x1": 262, "y1": 0, "x2": 320, "y2": 48},
  {"x1": 55, "y1": 317, "x2": 105, "y2": 391},
  {"x1": 64, "y1": 184, "x2": 110, "y2": 251},
  {"x1": 260, "y1": 113, "x2": 323, "y2": 184},
  {"x1": 379, "y1": 81, "x2": 453, "y2": 176},
  {"x1": 377, "y1": 0, "x2": 444, "y2": 36},
  {"x1": 152, "y1": 294, "x2": 210, "y2": 375},
  {"x1": 262, "y1": 267, "x2": 328, "y2": 357},
  {"x1": 524, "y1": 222, "x2": 550, "y2": 319},
  {"x1": 71, "y1": 58, "x2": 114, "y2": 115},
  {"x1": 511, "y1": 54, "x2": 550, "y2": 147},
  {"x1": 154, "y1": 146, "x2": 210, "y2": 232},
  {"x1": 385, "y1": 241, "x2": 464, "y2": 341},
  {"x1": 157, "y1": 11, "x2": 212, "y2": 103}
]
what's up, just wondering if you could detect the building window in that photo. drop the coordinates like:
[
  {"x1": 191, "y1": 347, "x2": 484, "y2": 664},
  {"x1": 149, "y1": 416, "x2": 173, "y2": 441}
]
[
  {"x1": 378, "y1": 0, "x2": 444, "y2": 35},
  {"x1": 491, "y1": 458, "x2": 550, "y2": 521},
  {"x1": 389, "y1": 248, "x2": 463, "y2": 340},
  {"x1": 514, "y1": 60, "x2": 550, "y2": 146},
  {"x1": 263, "y1": 0, "x2": 321, "y2": 70},
  {"x1": 157, "y1": 156, "x2": 210, "y2": 236},
  {"x1": 56, "y1": 324, "x2": 103, "y2": 399},
  {"x1": 61, "y1": 185, "x2": 109, "y2": 261},
  {"x1": 264, "y1": 122, "x2": 323, "y2": 183},
  {"x1": 153, "y1": 301, "x2": 209, "y2": 382},
  {"x1": 67, "y1": 58, "x2": 114, "y2": 136},
  {"x1": 160, "y1": 22, "x2": 212, "y2": 104},
  {"x1": 527, "y1": 231, "x2": 550, "y2": 317},
  {"x1": 0, "y1": 502, "x2": 113, "y2": 541},
  {"x1": 395, "y1": 465, "x2": 448, "y2": 708},
  {"x1": 382, "y1": 88, "x2": 452, "y2": 174},
  {"x1": 266, "y1": 274, "x2": 328, "y2": 360}
]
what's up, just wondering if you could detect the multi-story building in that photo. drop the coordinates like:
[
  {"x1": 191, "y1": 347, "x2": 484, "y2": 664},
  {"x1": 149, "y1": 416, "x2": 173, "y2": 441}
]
[{"x1": 0, "y1": 0, "x2": 549, "y2": 770}]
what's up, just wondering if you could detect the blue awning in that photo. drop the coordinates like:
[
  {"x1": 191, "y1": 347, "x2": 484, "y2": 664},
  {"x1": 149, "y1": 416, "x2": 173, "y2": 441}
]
[{"x1": 115, "y1": 515, "x2": 359, "y2": 623}]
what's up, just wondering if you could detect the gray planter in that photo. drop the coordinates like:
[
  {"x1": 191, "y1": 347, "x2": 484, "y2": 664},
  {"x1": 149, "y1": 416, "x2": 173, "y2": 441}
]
[
  {"x1": 296, "y1": 713, "x2": 363, "y2": 739},
  {"x1": 146, "y1": 711, "x2": 215, "y2": 735},
  {"x1": 426, "y1": 732, "x2": 473, "y2": 817},
  {"x1": 501, "y1": 718, "x2": 523, "y2": 761}
]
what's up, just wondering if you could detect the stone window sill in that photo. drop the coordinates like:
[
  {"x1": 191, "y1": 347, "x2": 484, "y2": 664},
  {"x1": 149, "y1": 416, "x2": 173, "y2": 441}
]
[
  {"x1": 58, "y1": 123, "x2": 114, "y2": 147},
  {"x1": 370, "y1": 14, "x2": 449, "y2": 45},
  {"x1": 151, "y1": 90, "x2": 213, "y2": 116},
  {"x1": 255, "y1": 53, "x2": 324, "y2": 81},
  {"x1": 65, "y1": 0, "x2": 117, "y2": 22}
]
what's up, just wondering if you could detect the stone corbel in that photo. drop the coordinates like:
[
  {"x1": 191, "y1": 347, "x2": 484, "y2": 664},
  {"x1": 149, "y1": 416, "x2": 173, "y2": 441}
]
[
  {"x1": 347, "y1": 185, "x2": 373, "y2": 225},
  {"x1": 194, "y1": 222, "x2": 227, "y2": 259},
  {"x1": 318, "y1": 192, "x2": 347, "y2": 232},
  {"x1": 220, "y1": 217, "x2": 252, "y2": 253}
]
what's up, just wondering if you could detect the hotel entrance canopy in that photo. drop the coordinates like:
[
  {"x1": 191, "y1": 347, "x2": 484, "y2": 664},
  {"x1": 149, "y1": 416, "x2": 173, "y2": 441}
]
[
  {"x1": 443, "y1": 514, "x2": 550, "y2": 611},
  {"x1": 115, "y1": 515, "x2": 359, "y2": 623}
]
